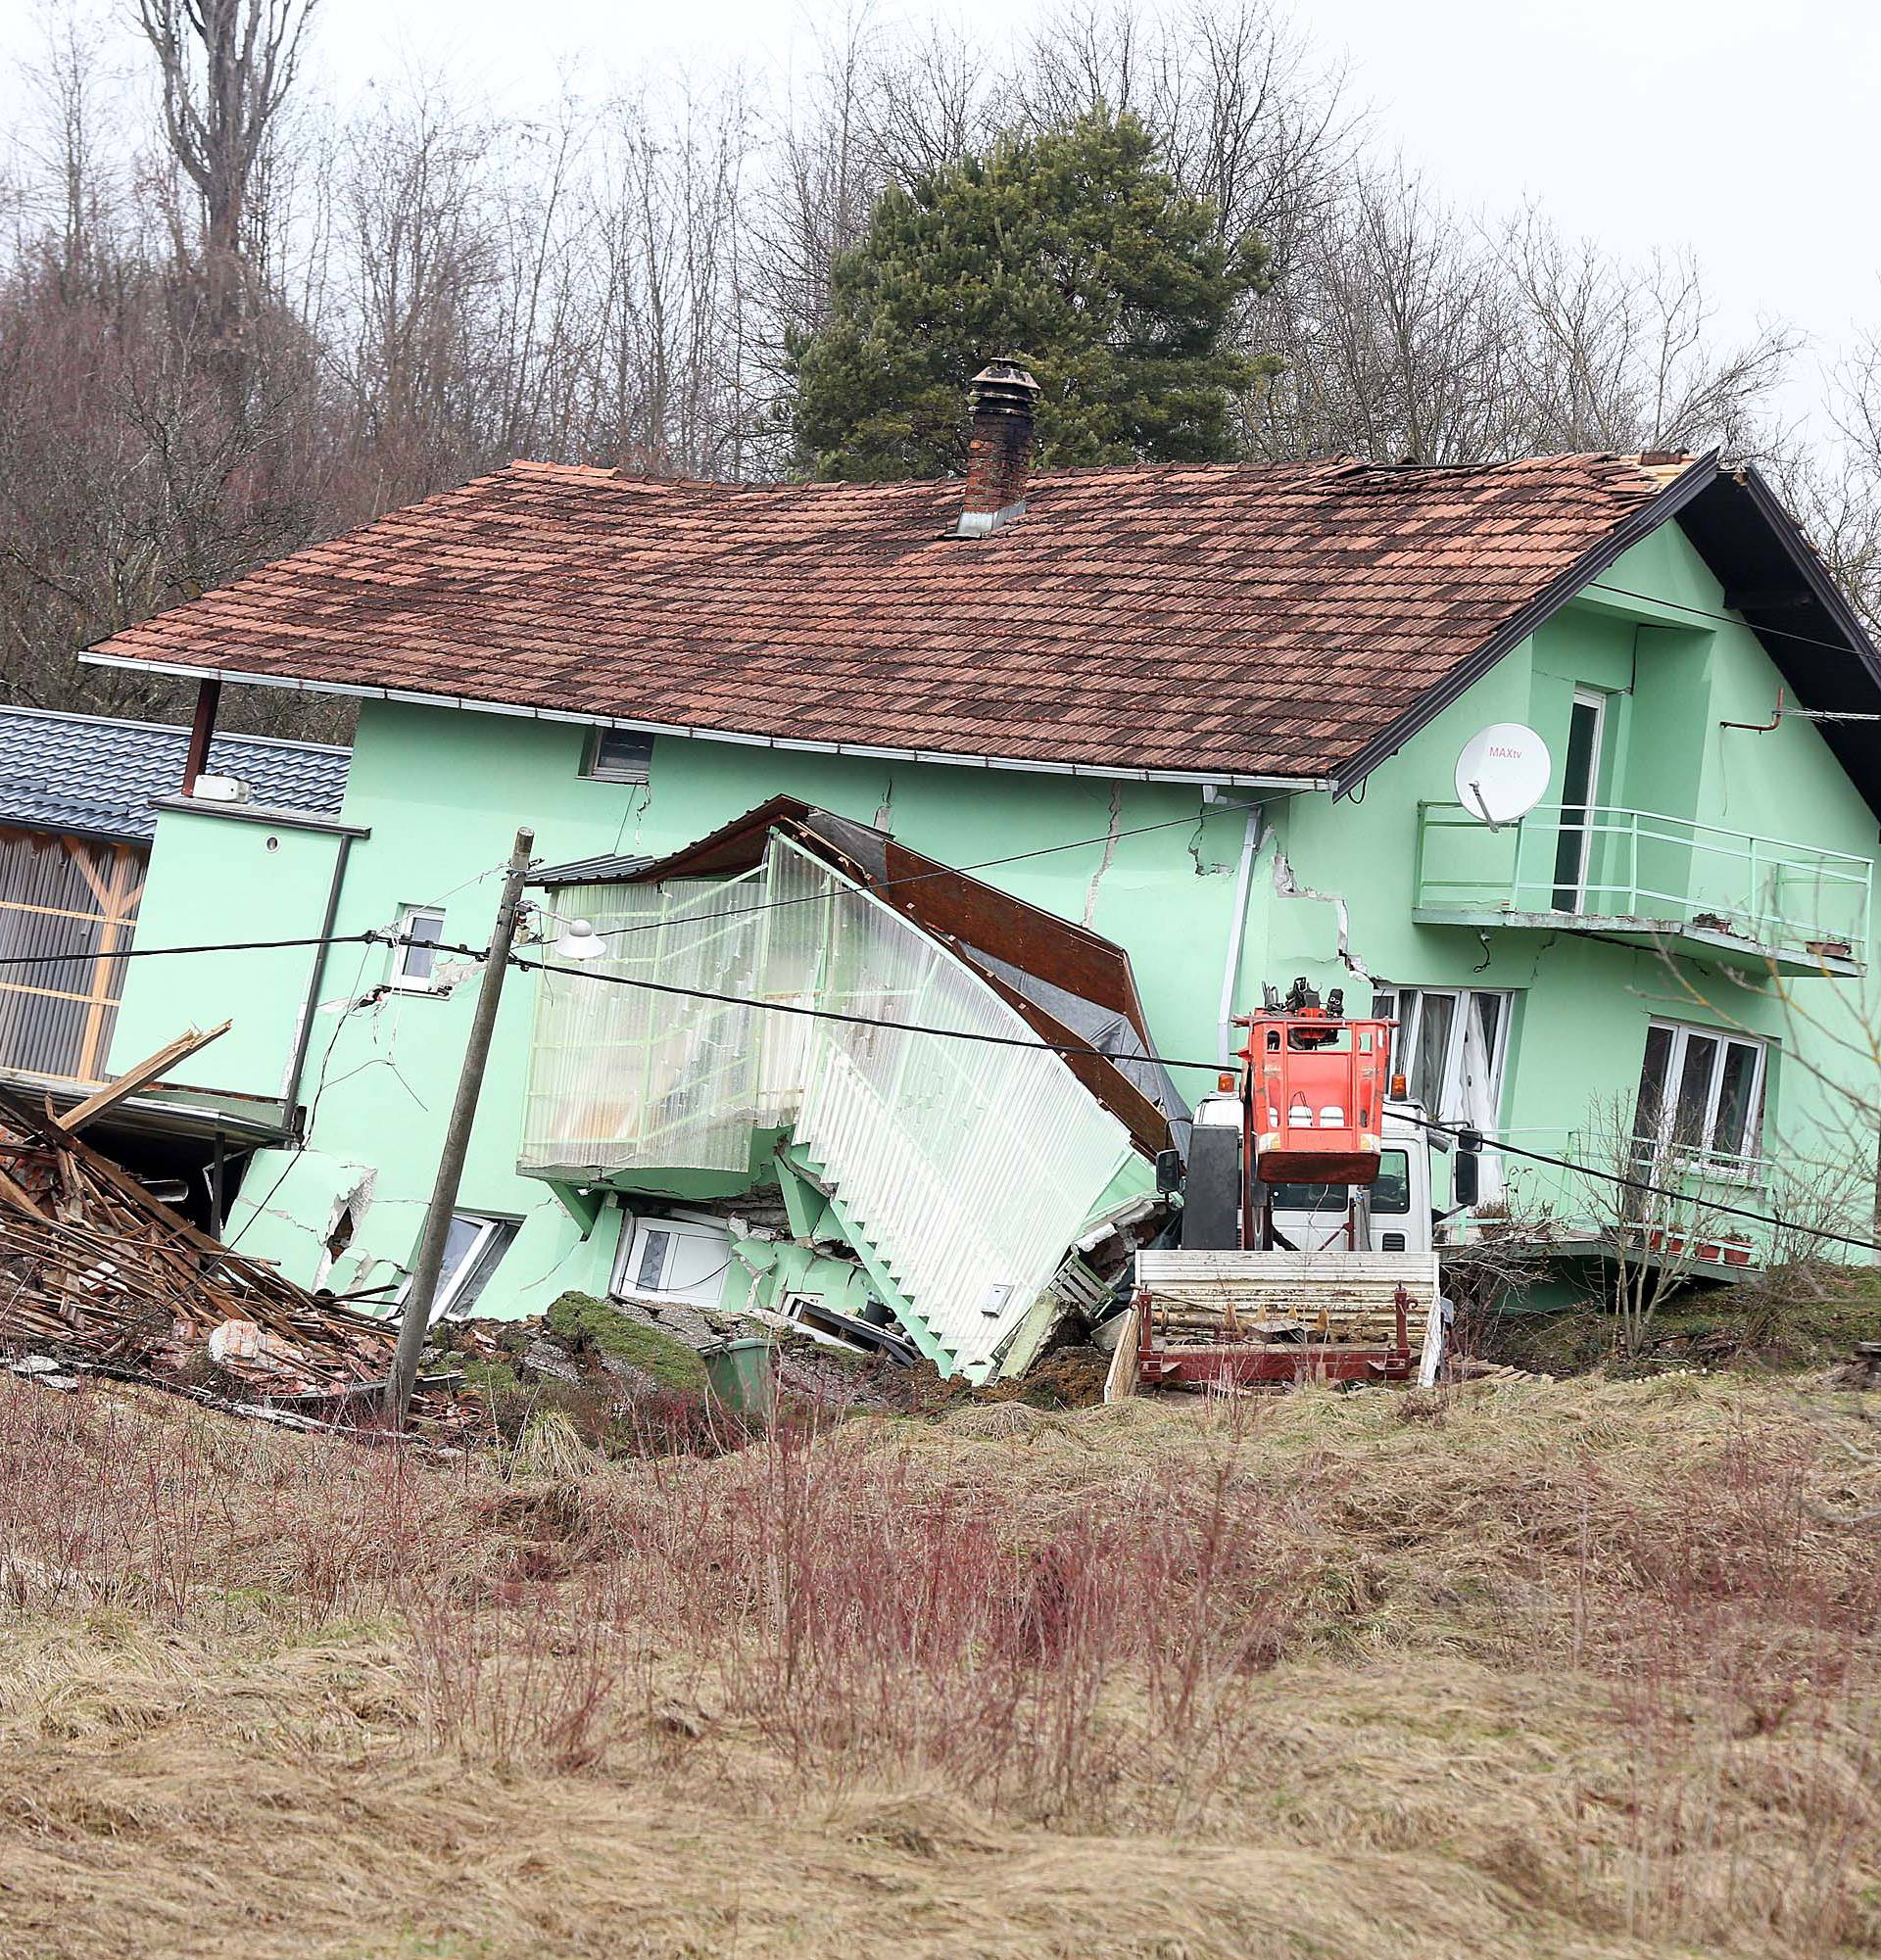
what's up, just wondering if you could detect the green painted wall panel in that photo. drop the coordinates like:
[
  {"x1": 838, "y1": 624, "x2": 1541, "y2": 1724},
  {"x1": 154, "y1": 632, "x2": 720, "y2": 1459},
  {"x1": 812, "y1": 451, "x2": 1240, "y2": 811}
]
[{"x1": 108, "y1": 812, "x2": 346, "y2": 1103}]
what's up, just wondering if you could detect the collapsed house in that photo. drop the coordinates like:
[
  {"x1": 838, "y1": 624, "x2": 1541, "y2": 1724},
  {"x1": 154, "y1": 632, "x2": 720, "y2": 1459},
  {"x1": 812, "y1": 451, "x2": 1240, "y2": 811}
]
[
  {"x1": 63, "y1": 375, "x2": 1881, "y2": 1327},
  {"x1": 519, "y1": 800, "x2": 1186, "y2": 1379}
]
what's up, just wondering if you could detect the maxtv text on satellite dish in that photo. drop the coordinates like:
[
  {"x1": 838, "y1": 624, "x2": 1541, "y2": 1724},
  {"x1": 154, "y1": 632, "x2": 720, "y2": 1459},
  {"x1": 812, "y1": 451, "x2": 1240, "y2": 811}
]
[{"x1": 1454, "y1": 723, "x2": 1552, "y2": 828}]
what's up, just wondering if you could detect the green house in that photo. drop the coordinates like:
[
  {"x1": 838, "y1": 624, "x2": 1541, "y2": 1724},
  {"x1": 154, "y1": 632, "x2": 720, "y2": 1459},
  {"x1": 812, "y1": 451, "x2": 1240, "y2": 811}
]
[{"x1": 79, "y1": 401, "x2": 1881, "y2": 1366}]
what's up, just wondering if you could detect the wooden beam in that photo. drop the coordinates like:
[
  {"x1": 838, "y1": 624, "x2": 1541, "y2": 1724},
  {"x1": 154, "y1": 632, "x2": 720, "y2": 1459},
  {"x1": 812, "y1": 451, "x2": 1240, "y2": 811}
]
[
  {"x1": 0, "y1": 1162, "x2": 49, "y2": 1220},
  {"x1": 62, "y1": 1021, "x2": 231, "y2": 1133},
  {"x1": 181, "y1": 678, "x2": 222, "y2": 795}
]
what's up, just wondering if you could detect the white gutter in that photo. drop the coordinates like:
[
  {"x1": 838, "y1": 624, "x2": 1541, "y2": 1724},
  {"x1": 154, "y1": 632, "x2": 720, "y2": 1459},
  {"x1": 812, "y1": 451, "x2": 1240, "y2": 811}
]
[
  {"x1": 1217, "y1": 804, "x2": 1266, "y2": 1066},
  {"x1": 76, "y1": 650, "x2": 1331, "y2": 793}
]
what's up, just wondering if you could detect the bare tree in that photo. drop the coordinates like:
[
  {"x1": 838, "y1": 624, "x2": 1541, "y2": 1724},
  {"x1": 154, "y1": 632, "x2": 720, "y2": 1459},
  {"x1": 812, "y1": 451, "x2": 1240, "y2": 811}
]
[
  {"x1": 1246, "y1": 165, "x2": 1518, "y2": 463},
  {"x1": 1571, "y1": 1094, "x2": 1742, "y2": 1360},
  {"x1": 1497, "y1": 213, "x2": 1795, "y2": 458},
  {"x1": 1775, "y1": 326, "x2": 1881, "y2": 632},
  {"x1": 135, "y1": 0, "x2": 319, "y2": 376}
]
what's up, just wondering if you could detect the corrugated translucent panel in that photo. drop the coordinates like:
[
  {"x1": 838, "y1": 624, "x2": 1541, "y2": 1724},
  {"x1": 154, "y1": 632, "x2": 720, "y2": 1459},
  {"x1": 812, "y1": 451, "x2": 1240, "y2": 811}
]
[
  {"x1": 767, "y1": 838, "x2": 1133, "y2": 1373},
  {"x1": 518, "y1": 873, "x2": 765, "y2": 1175},
  {"x1": 517, "y1": 841, "x2": 1134, "y2": 1374},
  {"x1": 0, "y1": 828, "x2": 141, "y2": 1082}
]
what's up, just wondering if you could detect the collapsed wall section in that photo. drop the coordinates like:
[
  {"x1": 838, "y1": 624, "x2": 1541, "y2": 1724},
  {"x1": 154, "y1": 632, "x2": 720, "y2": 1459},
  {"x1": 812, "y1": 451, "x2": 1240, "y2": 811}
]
[{"x1": 518, "y1": 837, "x2": 1136, "y2": 1374}]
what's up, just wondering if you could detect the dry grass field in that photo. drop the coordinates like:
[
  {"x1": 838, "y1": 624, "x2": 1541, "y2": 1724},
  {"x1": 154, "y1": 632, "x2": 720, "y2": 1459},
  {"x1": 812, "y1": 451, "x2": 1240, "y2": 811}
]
[{"x1": 2, "y1": 1370, "x2": 1879, "y2": 1958}]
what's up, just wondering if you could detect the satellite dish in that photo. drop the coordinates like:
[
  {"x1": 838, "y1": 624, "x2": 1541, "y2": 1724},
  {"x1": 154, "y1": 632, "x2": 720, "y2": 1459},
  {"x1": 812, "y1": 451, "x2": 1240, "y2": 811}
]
[{"x1": 1455, "y1": 724, "x2": 1551, "y2": 828}]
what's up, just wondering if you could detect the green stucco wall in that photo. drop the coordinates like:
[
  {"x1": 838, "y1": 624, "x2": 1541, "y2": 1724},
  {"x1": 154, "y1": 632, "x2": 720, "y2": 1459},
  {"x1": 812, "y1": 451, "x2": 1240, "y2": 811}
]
[
  {"x1": 113, "y1": 705, "x2": 1263, "y2": 1316},
  {"x1": 1264, "y1": 520, "x2": 1881, "y2": 1241},
  {"x1": 108, "y1": 511, "x2": 1881, "y2": 1316}
]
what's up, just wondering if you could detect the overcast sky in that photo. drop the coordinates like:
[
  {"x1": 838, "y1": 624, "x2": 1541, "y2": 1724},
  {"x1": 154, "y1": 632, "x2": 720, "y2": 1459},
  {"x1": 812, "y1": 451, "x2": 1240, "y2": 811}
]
[
  {"x1": 296, "y1": 0, "x2": 1877, "y2": 437},
  {"x1": 13, "y1": 0, "x2": 1878, "y2": 442}
]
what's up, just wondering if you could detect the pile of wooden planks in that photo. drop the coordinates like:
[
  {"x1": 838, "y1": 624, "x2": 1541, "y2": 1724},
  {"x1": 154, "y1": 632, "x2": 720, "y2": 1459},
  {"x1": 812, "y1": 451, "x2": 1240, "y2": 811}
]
[{"x1": 0, "y1": 1086, "x2": 461, "y2": 1428}]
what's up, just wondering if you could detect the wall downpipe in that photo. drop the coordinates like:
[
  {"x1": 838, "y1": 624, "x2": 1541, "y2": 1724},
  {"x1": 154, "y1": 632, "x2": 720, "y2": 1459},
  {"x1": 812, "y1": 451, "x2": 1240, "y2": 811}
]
[{"x1": 1217, "y1": 804, "x2": 1265, "y2": 1066}]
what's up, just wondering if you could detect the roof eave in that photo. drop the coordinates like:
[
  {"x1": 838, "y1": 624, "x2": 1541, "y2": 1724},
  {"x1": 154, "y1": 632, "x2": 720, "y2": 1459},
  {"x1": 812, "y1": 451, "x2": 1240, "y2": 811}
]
[
  {"x1": 74, "y1": 650, "x2": 1330, "y2": 791},
  {"x1": 1327, "y1": 452, "x2": 1724, "y2": 797}
]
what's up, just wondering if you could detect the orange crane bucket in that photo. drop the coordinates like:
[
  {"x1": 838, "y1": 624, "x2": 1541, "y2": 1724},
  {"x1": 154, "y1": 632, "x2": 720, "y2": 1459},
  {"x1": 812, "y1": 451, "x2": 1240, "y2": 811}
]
[{"x1": 1239, "y1": 1008, "x2": 1393, "y2": 1184}]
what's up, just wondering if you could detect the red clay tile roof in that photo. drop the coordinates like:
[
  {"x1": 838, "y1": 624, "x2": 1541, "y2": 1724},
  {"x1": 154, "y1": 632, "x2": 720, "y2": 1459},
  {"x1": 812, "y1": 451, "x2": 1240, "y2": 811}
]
[{"x1": 82, "y1": 453, "x2": 1698, "y2": 781}]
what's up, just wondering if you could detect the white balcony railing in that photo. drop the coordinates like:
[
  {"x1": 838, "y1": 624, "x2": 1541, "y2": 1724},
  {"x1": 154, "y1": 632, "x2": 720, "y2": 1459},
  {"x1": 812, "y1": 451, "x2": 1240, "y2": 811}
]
[{"x1": 1415, "y1": 801, "x2": 1871, "y2": 965}]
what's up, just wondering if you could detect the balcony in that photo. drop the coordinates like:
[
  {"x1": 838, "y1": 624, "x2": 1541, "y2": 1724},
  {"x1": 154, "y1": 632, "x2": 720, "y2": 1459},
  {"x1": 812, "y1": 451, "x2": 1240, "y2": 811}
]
[{"x1": 1414, "y1": 802, "x2": 1872, "y2": 976}]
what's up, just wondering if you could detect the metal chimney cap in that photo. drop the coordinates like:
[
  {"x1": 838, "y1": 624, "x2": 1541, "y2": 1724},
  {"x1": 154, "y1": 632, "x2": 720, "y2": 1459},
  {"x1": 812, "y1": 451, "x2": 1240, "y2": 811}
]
[{"x1": 969, "y1": 359, "x2": 1040, "y2": 405}]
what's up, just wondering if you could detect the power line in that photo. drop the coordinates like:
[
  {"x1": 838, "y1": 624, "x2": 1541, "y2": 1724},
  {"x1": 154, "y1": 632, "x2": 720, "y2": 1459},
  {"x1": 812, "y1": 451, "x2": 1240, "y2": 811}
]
[
  {"x1": 1392, "y1": 1106, "x2": 1881, "y2": 1258},
  {"x1": 0, "y1": 931, "x2": 377, "y2": 972},
  {"x1": 1584, "y1": 580, "x2": 1873, "y2": 663},
  {"x1": 517, "y1": 947, "x2": 1881, "y2": 1256},
  {"x1": 0, "y1": 798, "x2": 1273, "y2": 975},
  {"x1": 3, "y1": 860, "x2": 1873, "y2": 1254},
  {"x1": 566, "y1": 799, "x2": 1277, "y2": 945}
]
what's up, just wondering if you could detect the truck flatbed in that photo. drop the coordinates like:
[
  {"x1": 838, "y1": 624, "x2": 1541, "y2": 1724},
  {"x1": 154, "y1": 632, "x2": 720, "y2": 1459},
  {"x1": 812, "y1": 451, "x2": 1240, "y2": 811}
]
[{"x1": 1108, "y1": 1249, "x2": 1446, "y2": 1400}]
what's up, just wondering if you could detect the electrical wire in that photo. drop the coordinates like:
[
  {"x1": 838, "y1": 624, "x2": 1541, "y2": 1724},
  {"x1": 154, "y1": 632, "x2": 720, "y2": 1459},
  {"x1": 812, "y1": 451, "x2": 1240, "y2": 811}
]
[
  {"x1": 1583, "y1": 580, "x2": 1874, "y2": 662},
  {"x1": 2, "y1": 832, "x2": 1872, "y2": 1253},
  {"x1": 514, "y1": 946, "x2": 1881, "y2": 1257},
  {"x1": 4, "y1": 908, "x2": 1867, "y2": 1254},
  {"x1": 0, "y1": 931, "x2": 379, "y2": 972},
  {"x1": 0, "y1": 799, "x2": 1277, "y2": 975},
  {"x1": 568, "y1": 798, "x2": 1279, "y2": 946},
  {"x1": 1388, "y1": 1106, "x2": 1881, "y2": 1257}
]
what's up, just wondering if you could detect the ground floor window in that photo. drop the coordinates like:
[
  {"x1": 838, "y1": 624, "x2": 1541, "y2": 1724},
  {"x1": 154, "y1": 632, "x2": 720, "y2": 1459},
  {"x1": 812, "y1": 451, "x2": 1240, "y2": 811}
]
[
  {"x1": 1632, "y1": 1022, "x2": 1766, "y2": 1174},
  {"x1": 609, "y1": 1211, "x2": 733, "y2": 1309},
  {"x1": 397, "y1": 1211, "x2": 520, "y2": 1321},
  {"x1": 1370, "y1": 986, "x2": 1510, "y2": 1128}
]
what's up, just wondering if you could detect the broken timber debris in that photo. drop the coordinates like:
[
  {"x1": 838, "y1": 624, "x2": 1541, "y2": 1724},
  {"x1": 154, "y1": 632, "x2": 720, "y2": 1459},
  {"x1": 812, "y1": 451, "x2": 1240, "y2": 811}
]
[{"x1": 0, "y1": 1090, "x2": 476, "y2": 1435}]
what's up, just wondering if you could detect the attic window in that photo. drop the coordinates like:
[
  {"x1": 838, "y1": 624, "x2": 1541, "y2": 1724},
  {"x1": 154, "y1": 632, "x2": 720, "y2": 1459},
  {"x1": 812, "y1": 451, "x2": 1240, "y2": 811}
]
[{"x1": 583, "y1": 728, "x2": 654, "y2": 784}]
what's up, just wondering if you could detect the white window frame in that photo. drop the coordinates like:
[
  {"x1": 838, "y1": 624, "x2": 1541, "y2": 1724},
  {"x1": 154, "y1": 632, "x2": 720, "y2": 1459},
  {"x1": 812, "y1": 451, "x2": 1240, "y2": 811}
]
[
  {"x1": 393, "y1": 1211, "x2": 519, "y2": 1322},
  {"x1": 609, "y1": 1211, "x2": 732, "y2": 1308},
  {"x1": 1553, "y1": 687, "x2": 1608, "y2": 914},
  {"x1": 1633, "y1": 1021, "x2": 1767, "y2": 1180},
  {"x1": 1371, "y1": 986, "x2": 1512, "y2": 1126},
  {"x1": 581, "y1": 727, "x2": 654, "y2": 785},
  {"x1": 389, "y1": 904, "x2": 448, "y2": 993}
]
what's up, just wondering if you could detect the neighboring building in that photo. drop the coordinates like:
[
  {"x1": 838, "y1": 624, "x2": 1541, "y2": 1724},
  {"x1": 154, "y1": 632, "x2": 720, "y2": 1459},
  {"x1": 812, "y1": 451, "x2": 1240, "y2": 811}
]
[
  {"x1": 76, "y1": 378, "x2": 1881, "y2": 1359},
  {"x1": 0, "y1": 704, "x2": 348, "y2": 1224},
  {"x1": 0, "y1": 705, "x2": 347, "y2": 1090}
]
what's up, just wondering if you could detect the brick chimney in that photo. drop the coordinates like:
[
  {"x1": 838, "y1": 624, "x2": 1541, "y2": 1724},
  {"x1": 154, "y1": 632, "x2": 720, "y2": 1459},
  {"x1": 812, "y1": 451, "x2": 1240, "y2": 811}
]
[{"x1": 956, "y1": 359, "x2": 1039, "y2": 537}]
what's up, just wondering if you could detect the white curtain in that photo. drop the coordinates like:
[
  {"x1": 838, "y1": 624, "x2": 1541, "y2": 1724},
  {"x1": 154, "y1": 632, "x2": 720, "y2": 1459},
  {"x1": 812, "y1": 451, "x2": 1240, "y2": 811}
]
[{"x1": 1456, "y1": 993, "x2": 1506, "y2": 1203}]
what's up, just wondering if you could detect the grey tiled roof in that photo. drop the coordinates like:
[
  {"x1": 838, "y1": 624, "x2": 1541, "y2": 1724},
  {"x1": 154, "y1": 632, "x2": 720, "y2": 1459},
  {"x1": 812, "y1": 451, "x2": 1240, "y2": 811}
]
[{"x1": 0, "y1": 705, "x2": 349, "y2": 843}]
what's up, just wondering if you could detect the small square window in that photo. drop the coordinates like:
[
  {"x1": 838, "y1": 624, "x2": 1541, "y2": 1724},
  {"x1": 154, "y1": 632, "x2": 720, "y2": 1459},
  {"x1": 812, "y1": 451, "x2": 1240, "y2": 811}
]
[
  {"x1": 390, "y1": 906, "x2": 447, "y2": 992},
  {"x1": 582, "y1": 728, "x2": 654, "y2": 783}
]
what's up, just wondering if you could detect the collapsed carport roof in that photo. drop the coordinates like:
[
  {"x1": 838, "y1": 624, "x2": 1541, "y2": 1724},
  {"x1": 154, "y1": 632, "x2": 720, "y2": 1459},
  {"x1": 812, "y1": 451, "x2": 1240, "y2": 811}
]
[{"x1": 533, "y1": 795, "x2": 1189, "y2": 1158}]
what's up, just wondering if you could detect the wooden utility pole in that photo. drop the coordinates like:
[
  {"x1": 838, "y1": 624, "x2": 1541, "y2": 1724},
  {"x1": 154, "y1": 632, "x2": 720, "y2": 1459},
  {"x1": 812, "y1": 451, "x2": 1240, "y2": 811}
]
[{"x1": 386, "y1": 827, "x2": 535, "y2": 1428}]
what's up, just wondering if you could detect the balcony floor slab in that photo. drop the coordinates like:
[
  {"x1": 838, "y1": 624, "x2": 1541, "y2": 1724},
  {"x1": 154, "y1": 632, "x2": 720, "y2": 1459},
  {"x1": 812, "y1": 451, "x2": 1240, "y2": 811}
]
[{"x1": 1411, "y1": 907, "x2": 1864, "y2": 978}]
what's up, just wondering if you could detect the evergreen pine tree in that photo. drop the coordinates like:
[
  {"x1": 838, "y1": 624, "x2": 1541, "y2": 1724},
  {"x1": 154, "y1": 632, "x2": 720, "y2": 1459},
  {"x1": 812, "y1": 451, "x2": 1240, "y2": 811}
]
[{"x1": 789, "y1": 109, "x2": 1276, "y2": 481}]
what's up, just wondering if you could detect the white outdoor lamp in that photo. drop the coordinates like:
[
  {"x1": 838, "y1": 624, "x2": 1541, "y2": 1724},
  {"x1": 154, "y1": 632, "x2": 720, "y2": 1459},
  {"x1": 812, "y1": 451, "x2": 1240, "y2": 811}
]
[{"x1": 549, "y1": 916, "x2": 609, "y2": 962}]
